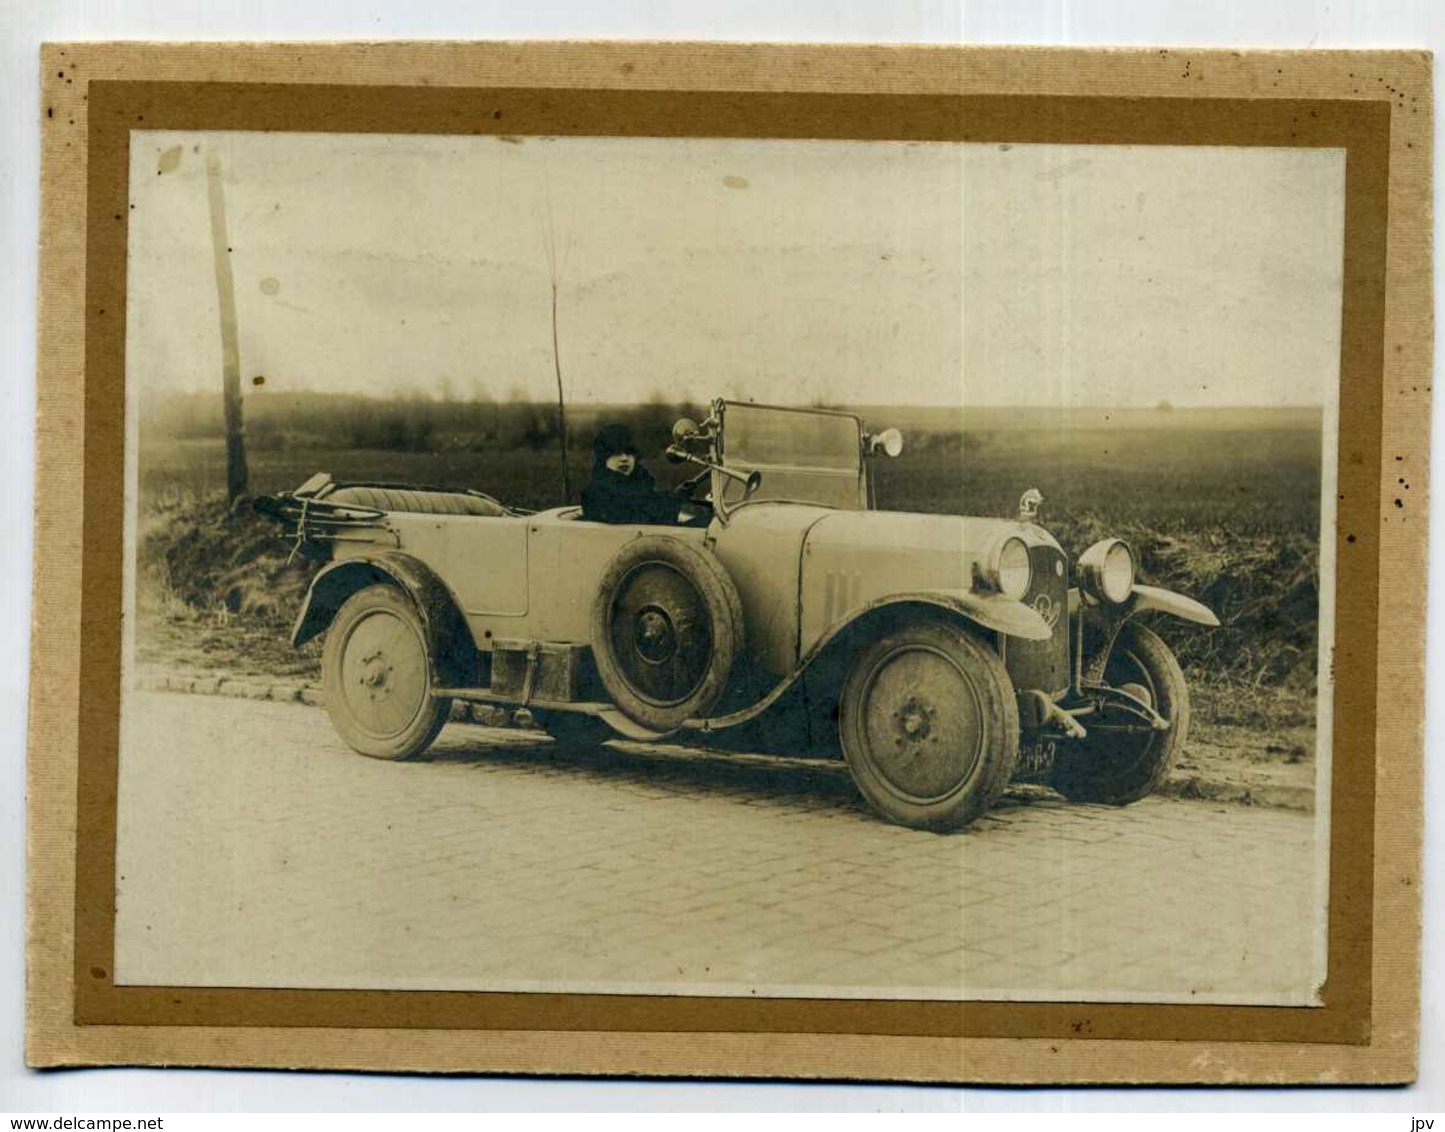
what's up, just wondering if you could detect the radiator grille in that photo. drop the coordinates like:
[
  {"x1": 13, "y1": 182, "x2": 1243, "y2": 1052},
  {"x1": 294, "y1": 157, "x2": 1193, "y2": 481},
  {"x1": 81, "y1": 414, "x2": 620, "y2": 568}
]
[{"x1": 1002, "y1": 544, "x2": 1070, "y2": 696}]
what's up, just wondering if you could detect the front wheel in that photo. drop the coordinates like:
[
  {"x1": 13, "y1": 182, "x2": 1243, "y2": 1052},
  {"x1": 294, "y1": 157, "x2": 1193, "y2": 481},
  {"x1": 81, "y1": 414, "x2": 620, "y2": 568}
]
[
  {"x1": 1048, "y1": 622, "x2": 1189, "y2": 805},
  {"x1": 839, "y1": 619, "x2": 1019, "y2": 832},
  {"x1": 321, "y1": 584, "x2": 452, "y2": 760}
]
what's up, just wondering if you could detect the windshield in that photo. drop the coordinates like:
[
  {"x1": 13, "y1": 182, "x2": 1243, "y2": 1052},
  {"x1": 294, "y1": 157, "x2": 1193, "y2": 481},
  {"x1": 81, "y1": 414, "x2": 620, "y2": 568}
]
[{"x1": 717, "y1": 402, "x2": 865, "y2": 510}]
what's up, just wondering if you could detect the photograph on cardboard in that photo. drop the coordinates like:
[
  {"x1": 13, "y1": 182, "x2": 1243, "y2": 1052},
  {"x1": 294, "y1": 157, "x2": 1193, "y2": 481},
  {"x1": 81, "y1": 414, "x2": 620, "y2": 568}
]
[{"x1": 117, "y1": 129, "x2": 1342, "y2": 1005}]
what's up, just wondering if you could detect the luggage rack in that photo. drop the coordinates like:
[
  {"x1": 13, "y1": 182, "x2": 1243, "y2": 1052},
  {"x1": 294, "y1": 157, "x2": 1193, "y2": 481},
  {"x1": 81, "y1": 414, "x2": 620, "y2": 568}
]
[
  {"x1": 253, "y1": 491, "x2": 397, "y2": 559},
  {"x1": 254, "y1": 472, "x2": 524, "y2": 559}
]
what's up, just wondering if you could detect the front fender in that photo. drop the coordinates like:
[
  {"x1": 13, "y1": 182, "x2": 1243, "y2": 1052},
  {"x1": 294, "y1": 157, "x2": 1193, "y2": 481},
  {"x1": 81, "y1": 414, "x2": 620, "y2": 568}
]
[
  {"x1": 926, "y1": 588, "x2": 1054, "y2": 641},
  {"x1": 691, "y1": 590, "x2": 1045, "y2": 734},
  {"x1": 1077, "y1": 583, "x2": 1217, "y2": 686},
  {"x1": 292, "y1": 552, "x2": 480, "y2": 685},
  {"x1": 1130, "y1": 584, "x2": 1220, "y2": 627}
]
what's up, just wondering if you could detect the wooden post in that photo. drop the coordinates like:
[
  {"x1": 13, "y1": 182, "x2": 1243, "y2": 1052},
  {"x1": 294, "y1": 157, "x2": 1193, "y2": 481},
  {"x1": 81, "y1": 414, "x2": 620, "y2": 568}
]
[
  {"x1": 551, "y1": 280, "x2": 572, "y2": 502},
  {"x1": 205, "y1": 150, "x2": 249, "y2": 503}
]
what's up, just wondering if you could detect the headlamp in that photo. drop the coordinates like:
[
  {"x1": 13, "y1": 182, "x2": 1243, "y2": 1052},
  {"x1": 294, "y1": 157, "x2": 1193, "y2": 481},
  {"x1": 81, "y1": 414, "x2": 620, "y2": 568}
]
[{"x1": 1078, "y1": 538, "x2": 1135, "y2": 605}]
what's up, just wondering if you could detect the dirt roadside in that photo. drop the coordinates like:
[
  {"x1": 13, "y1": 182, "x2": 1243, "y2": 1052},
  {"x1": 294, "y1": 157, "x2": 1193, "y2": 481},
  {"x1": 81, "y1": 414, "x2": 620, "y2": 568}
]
[{"x1": 133, "y1": 609, "x2": 1319, "y2": 813}]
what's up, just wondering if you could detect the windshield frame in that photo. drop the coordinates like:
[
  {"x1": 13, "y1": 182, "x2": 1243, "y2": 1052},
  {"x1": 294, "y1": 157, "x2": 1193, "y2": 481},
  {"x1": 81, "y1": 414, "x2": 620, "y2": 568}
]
[{"x1": 714, "y1": 400, "x2": 867, "y2": 511}]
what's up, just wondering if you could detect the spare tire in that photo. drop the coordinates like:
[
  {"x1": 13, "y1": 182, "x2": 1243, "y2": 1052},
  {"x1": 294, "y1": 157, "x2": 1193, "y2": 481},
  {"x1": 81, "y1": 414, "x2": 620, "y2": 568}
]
[{"x1": 590, "y1": 535, "x2": 744, "y2": 732}]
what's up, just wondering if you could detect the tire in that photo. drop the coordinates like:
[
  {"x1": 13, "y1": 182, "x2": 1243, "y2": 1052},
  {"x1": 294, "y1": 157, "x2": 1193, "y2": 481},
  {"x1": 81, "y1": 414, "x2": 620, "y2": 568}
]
[
  {"x1": 1048, "y1": 622, "x2": 1189, "y2": 805},
  {"x1": 839, "y1": 618, "x2": 1019, "y2": 832},
  {"x1": 321, "y1": 583, "x2": 452, "y2": 760},
  {"x1": 591, "y1": 535, "x2": 744, "y2": 732}
]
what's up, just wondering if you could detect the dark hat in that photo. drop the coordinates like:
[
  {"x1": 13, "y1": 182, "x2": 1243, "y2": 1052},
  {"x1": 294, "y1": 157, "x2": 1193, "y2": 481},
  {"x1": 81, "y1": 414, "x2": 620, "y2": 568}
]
[{"x1": 593, "y1": 423, "x2": 640, "y2": 460}]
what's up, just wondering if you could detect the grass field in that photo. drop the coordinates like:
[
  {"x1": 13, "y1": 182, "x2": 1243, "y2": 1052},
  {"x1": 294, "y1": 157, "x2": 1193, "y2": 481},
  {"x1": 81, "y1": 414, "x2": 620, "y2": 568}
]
[{"x1": 139, "y1": 413, "x2": 1322, "y2": 533}]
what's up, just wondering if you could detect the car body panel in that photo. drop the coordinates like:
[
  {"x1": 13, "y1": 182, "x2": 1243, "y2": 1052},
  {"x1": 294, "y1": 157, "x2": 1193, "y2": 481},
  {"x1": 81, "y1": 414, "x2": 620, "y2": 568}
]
[
  {"x1": 796, "y1": 509, "x2": 1058, "y2": 654},
  {"x1": 315, "y1": 497, "x2": 1067, "y2": 682},
  {"x1": 291, "y1": 549, "x2": 479, "y2": 685},
  {"x1": 352, "y1": 507, "x2": 713, "y2": 648},
  {"x1": 1068, "y1": 583, "x2": 1224, "y2": 629},
  {"x1": 384, "y1": 513, "x2": 530, "y2": 616},
  {"x1": 513, "y1": 509, "x2": 709, "y2": 644},
  {"x1": 1132, "y1": 583, "x2": 1222, "y2": 627},
  {"x1": 694, "y1": 587, "x2": 1051, "y2": 735},
  {"x1": 707, "y1": 503, "x2": 835, "y2": 675},
  {"x1": 317, "y1": 497, "x2": 1060, "y2": 686}
]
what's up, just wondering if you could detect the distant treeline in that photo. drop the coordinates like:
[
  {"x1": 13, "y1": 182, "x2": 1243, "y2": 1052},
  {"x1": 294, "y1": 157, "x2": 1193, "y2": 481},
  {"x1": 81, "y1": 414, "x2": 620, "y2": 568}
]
[
  {"x1": 141, "y1": 389, "x2": 1322, "y2": 459},
  {"x1": 142, "y1": 390, "x2": 709, "y2": 456}
]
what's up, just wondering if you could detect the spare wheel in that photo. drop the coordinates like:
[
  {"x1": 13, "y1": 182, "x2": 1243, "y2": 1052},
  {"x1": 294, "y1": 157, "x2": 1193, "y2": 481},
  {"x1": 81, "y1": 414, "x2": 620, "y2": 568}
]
[{"x1": 590, "y1": 535, "x2": 744, "y2": 732}]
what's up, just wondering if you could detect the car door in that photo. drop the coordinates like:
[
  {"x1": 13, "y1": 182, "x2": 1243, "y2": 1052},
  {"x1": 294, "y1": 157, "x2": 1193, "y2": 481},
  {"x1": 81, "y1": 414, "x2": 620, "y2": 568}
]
[{"x1": 517, "y1": 508, "x2": 710, "y2": 645}]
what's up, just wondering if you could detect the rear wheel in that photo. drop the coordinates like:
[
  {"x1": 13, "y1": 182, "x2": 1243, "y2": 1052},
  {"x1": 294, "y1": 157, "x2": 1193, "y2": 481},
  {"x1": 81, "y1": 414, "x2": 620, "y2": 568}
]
[
  {"x1": 1048, "y1": 622, "x2": 1188, "y2": 804},
  {"x1": 321, "y1": 584, "x2": 451, "y2": 760},
  {"x1": 839, "y1": 618, "x2": 1019, "y2": 831}
]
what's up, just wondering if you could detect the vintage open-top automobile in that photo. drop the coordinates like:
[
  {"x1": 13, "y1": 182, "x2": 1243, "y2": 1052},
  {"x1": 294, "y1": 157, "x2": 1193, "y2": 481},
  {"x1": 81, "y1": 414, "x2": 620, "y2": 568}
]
[{"x1": 255, "y1": 398, "x2": 1219, "y2": 831}]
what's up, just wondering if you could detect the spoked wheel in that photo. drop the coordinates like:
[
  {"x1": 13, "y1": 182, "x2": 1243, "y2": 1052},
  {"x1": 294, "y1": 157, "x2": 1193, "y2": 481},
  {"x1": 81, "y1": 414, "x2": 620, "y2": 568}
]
[
  {"x1": 321, "y1": 584, "x2": 452, "y2": 760},
  {"x1": 591, "y1": 536, "x2": 743, "y2": 732},
  {"x1": 1048, "y1": 622, "x2": 1189, "y2": 804},
  {"x1": 839, "y1": 619, "x2": 1019, "y2": 832}
]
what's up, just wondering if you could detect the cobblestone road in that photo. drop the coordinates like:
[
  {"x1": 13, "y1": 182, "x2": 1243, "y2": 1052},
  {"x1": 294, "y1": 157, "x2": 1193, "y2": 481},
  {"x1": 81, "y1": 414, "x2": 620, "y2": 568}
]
[{"x1": 115, "y1": 692, "x2": 1325, "y2": 1004}]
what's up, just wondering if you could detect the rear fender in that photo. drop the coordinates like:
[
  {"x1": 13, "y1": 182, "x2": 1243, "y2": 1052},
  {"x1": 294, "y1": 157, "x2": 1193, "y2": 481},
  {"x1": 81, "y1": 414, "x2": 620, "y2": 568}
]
[{"x1": 292, "y1": 552, "x2": 480, "y2": 686}]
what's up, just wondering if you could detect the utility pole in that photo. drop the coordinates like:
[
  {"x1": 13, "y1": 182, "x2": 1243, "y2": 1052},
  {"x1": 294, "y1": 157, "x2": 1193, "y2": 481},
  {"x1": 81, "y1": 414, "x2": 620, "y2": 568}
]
[
  {"x1": 205, "y1": 150, "x2": 249, "y2": 503},
  {"x1": 550, "y1": 280, "x2": 572, "y2": 502}
]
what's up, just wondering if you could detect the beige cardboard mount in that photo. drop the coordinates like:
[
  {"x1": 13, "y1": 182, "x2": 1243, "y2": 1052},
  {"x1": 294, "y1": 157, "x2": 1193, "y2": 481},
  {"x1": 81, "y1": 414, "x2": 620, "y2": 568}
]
[{"x1": 28, "y1": 41, "x2": 1431, "y2": 1083}]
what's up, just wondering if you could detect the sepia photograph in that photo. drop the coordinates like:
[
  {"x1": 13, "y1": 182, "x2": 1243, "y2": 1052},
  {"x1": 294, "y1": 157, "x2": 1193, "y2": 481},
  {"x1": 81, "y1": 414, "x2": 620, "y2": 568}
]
[
  {"x1": 113, "y1": 127, "x2": 1343, "y2": 1006},
  {"x1": 22, "y1": 37, "x2": 1431, "y2": 1085}
]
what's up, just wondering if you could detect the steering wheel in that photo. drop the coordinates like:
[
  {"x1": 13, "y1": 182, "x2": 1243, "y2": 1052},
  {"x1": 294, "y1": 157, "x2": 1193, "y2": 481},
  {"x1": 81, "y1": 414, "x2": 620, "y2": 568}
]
[{"x1": 674, "y1": 468, "x2": 710, "y2": 500}]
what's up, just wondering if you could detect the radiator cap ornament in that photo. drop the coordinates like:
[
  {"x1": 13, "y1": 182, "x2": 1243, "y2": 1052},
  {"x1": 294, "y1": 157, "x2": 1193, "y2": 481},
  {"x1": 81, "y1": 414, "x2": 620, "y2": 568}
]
[{"x1": 1018, "y1": 488, "x2": 1044, "y2": 523}]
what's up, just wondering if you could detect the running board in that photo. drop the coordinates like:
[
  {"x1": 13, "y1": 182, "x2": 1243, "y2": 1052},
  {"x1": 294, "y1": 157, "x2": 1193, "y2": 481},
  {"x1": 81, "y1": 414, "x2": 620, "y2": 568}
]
[
  {"x1": 433, "y1": 686, "x2": 608, "y2": 715},
  {"x1": 594, "y1": 709, "x2": 677, "y2": 742},
  {"x1": 431, "y1": 687, "x2": 678, "y2": 741}
]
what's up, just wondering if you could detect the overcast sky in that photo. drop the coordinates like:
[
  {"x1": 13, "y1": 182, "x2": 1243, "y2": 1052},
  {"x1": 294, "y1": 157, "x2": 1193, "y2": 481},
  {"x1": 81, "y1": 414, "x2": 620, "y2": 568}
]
[{"x1": 126, "y1": 131, "x2": 1345, "y2": 409}]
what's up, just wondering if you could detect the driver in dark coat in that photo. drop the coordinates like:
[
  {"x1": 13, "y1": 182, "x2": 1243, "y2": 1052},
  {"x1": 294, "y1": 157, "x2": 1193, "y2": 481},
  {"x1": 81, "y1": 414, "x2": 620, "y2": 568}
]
[{"x1": 581, "y1": 423, "x2": 688, "y2": 524}]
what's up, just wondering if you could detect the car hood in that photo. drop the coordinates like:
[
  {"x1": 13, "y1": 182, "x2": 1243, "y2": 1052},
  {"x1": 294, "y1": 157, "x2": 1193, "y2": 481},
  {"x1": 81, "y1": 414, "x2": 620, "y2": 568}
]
[
  {"x1": 707, "y1": 503, "x2": 1061, "y2": 673},
  {"x1": 794, "y1": 508, "x2": 1064, "y2": 655},
  {"x1": 802, "y1": 508, "x2": 1056, "y2": 565}
]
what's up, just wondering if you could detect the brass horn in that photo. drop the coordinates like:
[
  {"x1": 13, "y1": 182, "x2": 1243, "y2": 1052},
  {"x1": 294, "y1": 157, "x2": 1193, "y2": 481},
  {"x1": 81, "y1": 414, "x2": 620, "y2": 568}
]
[
  {"x1": 664, "y1": 446, "x2": 763, "y2": 499},
  {"x1": 729, "y1": 467, "x2": 764, "y2": 497}
]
